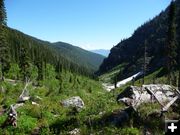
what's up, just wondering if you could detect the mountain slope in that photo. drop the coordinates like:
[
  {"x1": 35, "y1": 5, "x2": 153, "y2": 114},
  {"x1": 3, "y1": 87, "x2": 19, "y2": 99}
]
[
  {"x1": 97, "y1": 0, "x2": 180, "y2": 79},
  {"x1": 6, "y1": 28, "x2": 105, "y2": 75},
  {"x1": 52, "y1": 42, "x2": 105, "y2": 72},
  {"x1": 90, "y1": 49, "x2": 110, "y2": 57}
]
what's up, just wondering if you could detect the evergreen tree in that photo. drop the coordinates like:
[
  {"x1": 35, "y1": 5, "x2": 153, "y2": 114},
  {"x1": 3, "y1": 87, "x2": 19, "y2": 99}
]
[
  {"x1": 165, "y1": 0, "x2": 177, "y2": 85},
  {"x1": 36, "y1": 59, "x2": 43, "y2": 81},
  {"x1": 7, "y1": 63, "x2": 20, "y2": 80},
  {"x1": 142, "y1": 40, "x2": 148, "y2": 84},
  {"x1": 0, "y1": 0, "x2": 6, "y2": 26},
  {"x1": 44, "y1": 58, "x2": 47, "y2": 79},
  {"x1": 35, "y1": 48, "x2": 43, "y2": 81},
  {"x1": 0, "y1": 0, "x2": 10, "y2": 80},
  {"x1": 114, "y1": 75, "x2": 117, "y2": 88},
  {"x1": 178, "y1": 70, "x2": 180, "y2": 90},
  {"x1": 58, "y1": 74, "x2": 63, "y2": 93},
  {"x1": 19, "y1": 46, "x2": 30, "y2": 81}
]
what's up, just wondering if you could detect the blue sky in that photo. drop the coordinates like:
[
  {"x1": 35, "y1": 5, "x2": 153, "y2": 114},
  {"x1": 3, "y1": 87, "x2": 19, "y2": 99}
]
[{"x1": 5, "y1": 0, "x2": 171, "y2": 50}]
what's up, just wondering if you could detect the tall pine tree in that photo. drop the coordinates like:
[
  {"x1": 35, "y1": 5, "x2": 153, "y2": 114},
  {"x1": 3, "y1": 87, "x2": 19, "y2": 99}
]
[
  {"x1": 19, "y1": 46, "x2": 30, "y2": 81},
  {"x1": 35, "y1": 47, "x2": 43, "y2": 81},
  {"x1": 165, "y1": 0, "x2": 177, "y2": 85},
  {"x1": 0, "y1": 0, "x2": 6, "y2": 26},
  {"x1": 0, "y1": 0, "x2": 10, "y2": 81},
  {"x1": 142, "y1": 40, "x2": 148, "y2": 84}
]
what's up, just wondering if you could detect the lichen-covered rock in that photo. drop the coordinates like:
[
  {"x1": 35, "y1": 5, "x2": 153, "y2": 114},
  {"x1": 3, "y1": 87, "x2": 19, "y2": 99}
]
[
  {"x1": 61, "y1": 96, "x2": 84, "y2": 110},
  {"x1": 117, "y1": 84, "x2": 178, "y2": 107}
]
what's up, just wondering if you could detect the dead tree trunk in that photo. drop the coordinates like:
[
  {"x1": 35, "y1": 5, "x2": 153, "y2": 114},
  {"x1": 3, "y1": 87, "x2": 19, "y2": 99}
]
[
  {"x1": 162, "y1": 96, "x2": 179, "y2": 112},
  {"x1": 18, "y1": 79, "x2": 31, "y2": 103},
  {"x1": 1, "y1": 105, "x2": 17, "y2": 128}
]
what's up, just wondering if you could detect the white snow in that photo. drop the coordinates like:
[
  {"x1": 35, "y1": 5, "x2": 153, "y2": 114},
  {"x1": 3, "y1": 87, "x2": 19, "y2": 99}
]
[
  {"x1": 116, "y1": 72, "x2": 143, "y2": 87},
  {"x1": 102, "y1": 71, "x2": 143, "y2": 92}
]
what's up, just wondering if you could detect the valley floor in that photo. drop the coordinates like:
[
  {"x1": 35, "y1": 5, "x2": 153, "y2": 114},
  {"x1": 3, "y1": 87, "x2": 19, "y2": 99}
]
[{"x1": 0, "y1": 68, "x2": 180, "y2": 135}]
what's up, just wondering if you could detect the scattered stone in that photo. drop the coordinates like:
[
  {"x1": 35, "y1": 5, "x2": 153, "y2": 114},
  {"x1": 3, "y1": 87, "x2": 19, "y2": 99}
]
[
  {"x1": 68, "y1": 128, "x2": 80, "y2": 135},
  {"x1": 32, "y1": 101, "x2": 39, "y2": 106},
  {"x1": 61, "y1": 96, "x2": 84, "y2": 110}
]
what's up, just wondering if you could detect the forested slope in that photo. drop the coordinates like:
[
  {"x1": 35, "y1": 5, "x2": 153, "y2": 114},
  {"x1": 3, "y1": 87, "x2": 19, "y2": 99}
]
[
  {"x1": 98, "y1": 0, "x2": 180, "y2": 79},
  {"x1": 6, "y1": 28, "x2": 104, "y2": 76},
  {"x1": 52, "y1": 42, "x2": 105, "y2": 71}
]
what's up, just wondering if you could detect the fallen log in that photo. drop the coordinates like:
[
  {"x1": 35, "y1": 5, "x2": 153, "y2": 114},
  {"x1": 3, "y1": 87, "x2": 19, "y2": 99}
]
[
  {"x1": 18, "y1": 80, "x2": 31, "y2": 102},
  {"x1": 162, "y1": 96, "x2": 179, "y2": 112},
  {"x1": 1, "y1": 105, "x2": 17, "y2": 128}
]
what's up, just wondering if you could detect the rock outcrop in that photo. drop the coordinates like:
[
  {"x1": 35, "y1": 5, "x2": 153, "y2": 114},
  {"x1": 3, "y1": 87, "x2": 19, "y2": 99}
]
[
  {"x1": 117, "y1": 84, "x2": 179, "y2": 109},
  {"x1": 61, "y1": 96, "x2": 84, "y2": 110}
]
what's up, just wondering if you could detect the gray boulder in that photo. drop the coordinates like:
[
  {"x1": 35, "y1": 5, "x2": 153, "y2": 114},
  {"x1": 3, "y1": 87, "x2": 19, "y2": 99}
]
[
  {"x1": 117, "y1": 84, "x2": 178, "y2": 108},
  {"x1": 61, "y1": 96, "x2": 84, "y2": 110}
]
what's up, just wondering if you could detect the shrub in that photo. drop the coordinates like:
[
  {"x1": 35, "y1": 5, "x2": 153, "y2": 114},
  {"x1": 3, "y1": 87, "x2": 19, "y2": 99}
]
[
  {"x1": 121, "y1": 127, "x2": 141, "y2": 135},
  {"x1": 16, "y1": 115, "x2": 37, "y2": 133}
]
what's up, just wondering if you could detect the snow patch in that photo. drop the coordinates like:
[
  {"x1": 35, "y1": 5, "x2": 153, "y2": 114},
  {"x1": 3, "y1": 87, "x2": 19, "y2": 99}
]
[{"x1": 102, "y1": 72, "x2": 143, "y2": 91}]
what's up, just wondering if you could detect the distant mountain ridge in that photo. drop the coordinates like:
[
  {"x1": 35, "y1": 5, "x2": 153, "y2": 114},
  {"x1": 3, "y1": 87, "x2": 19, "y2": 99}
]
[
  {"x1": 52, "y1": 42, "x2": 105, "y2": 71},
  {"x1": 90, "y1": 49, "x2": 110, "y2": 57}
]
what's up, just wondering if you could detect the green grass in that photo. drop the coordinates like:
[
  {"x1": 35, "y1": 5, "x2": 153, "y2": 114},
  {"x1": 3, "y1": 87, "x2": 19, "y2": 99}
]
[
  {"x1": 0, "y1": 70, "x2": 124, "y2": 134},
  {"x1": 99, "y1": 63, "x2": 127, "y2": 83},
  {"x1": 1, "y1": 65, "x2": 180, "y2": 134}
]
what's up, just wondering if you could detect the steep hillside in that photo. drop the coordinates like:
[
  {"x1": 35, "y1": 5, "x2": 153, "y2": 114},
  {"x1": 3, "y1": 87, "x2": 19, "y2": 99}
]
[
  {"x1": 98, "y1": 0, "x2": 180, "y2": 79},
  {"x1": 52, "y1": 42, "x2": 105, "y2": 72}
]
